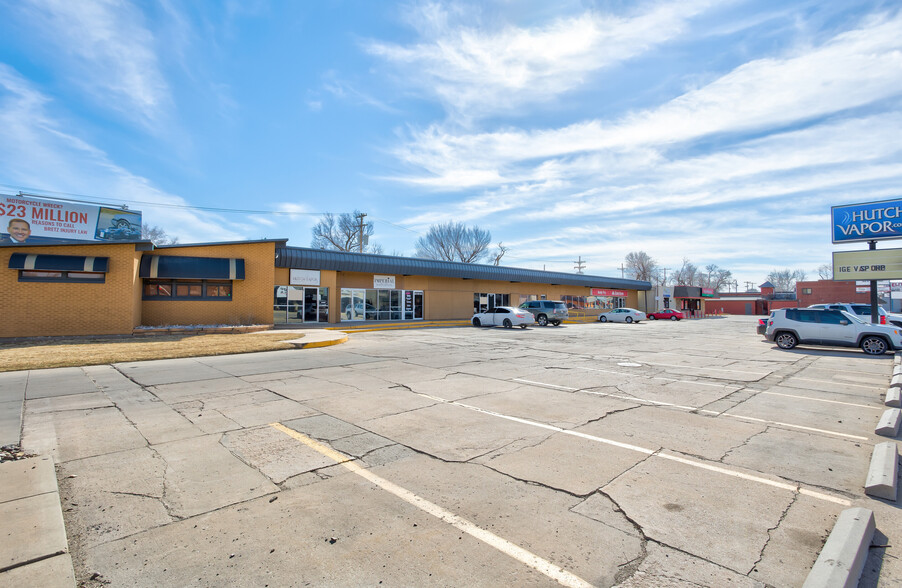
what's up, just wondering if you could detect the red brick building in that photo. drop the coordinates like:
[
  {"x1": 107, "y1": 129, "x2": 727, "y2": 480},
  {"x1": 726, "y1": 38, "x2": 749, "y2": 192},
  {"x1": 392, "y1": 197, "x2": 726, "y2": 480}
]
[{"x1": 707, "y1": 280, "x2": 873, "y2": 316}]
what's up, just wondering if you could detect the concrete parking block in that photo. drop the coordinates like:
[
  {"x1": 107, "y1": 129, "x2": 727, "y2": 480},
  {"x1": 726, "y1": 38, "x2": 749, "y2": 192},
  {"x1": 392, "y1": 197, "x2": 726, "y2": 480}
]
[
  {"x1": 865, "y1": 442, "x2": 899, "y2": 501},
  {"x1": 0, "y1": 455, "x2": 57, "y2": 503},
  {"x1": 0, "y1": 553, "x2": 75, "y2": 587},
  {"x1": 0, "y1": 492, "x2": 68, "y2": 571},
  {"x1": 893, "y1": 364, "x2": 902, "y2": 377},
  {"x1": 802, "y1": 507, "x2": 874, "y2": 588},
  {"x1": 887, "y1": 387, "x2": 902, "y2": 407},
  {"x1": 875, "y1": 408, "x2": 901, "y2": 437},
  {"x1": 896, "y1": 353, "x2": 902, "y2": 366},
  {"x1": 891, "y1": 373, "x2": 902, "y2": 388}
]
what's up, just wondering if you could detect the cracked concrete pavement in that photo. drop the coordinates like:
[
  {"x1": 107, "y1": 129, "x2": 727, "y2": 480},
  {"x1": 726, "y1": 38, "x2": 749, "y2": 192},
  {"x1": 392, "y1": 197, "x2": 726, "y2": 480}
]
[{"x1": 8, "y1": 316, "x2": 902, "y2": 587}]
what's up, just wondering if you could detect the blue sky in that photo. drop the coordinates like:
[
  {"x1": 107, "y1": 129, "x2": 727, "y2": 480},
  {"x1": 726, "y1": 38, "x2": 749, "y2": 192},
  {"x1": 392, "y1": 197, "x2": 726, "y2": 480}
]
[{"x1": 1, "y1": 0, "x2": 901, "y2": 288}]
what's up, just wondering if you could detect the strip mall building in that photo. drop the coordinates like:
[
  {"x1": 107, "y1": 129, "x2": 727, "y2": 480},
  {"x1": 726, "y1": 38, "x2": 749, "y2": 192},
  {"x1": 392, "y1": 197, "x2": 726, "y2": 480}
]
[{"x1": 0, "y1": 239, "x2": 652, "y2": 338}]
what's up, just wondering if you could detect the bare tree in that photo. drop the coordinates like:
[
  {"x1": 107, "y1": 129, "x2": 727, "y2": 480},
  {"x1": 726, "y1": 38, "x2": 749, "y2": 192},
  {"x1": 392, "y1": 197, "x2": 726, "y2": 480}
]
[
  {"x1": 142, "y1": 224, "x2": 179, "y2": 246},
  {"x1": 817, "y1": 263, "x2": 833, "y2": 280},
  {"x1": 766, "y1": 269, "x2": 808, "y2": 292},
  {"x1": 624, "y1": 251, "x2": 659, "y2": 282},
  {"x1": 670, "y1": 258, "x2": 699, "y2": 286},
  {"x1": 311, "y1": 210, "x2": 380, "y2": 253},
  {"x1": 704, "y1": 264, "x2": 734, "y2": 292},
  {"x1": 491, "y1": 242, "x2": 508, "y2": 266},
  {"x1": 415, "y1": 222, "x2": 491, "y2": 263}
]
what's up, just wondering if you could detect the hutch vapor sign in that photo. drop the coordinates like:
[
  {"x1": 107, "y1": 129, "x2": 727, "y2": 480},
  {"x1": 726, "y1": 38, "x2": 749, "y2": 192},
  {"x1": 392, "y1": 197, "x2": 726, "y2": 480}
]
[
  {"x1": 1, "y1": 194, "x2": 141, "y2": 246},
  {"x1": 831, "y1": 198, "x2": 902, "y2": 243}
]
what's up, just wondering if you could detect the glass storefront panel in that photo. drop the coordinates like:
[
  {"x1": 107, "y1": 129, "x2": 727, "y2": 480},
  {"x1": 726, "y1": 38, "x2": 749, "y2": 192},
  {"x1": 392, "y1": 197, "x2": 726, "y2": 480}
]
[
  {"x1": 273, "y1": 286, "x2": 328, "y2": 324},
  {"x1": 341, "y1": 288, "x2": 423, "y2": 322}
]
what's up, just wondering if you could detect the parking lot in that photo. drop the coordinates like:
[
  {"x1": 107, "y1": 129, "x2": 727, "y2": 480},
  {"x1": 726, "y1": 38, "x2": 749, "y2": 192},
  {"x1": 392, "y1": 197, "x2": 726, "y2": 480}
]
[{"x1": 10, "y1": 316, "x2": 902, "y2": 586}]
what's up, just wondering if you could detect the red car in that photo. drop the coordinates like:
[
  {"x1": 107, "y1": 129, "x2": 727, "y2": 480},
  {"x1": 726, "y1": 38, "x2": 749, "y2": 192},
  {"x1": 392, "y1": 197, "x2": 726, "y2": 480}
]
[{"x1": 647, "y1": 309, "x2": 684, "y2": 321}]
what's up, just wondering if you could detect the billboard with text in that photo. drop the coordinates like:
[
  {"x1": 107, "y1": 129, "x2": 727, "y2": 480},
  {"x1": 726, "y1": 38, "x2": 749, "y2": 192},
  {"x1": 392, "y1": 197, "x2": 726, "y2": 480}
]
[{"x1": 1, "y1": 194, "x2": 141, "y2": 245}]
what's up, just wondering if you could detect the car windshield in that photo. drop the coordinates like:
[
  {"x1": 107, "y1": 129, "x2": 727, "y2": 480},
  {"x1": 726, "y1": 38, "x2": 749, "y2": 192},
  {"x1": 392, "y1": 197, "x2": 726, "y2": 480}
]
[{"x1": 841, "y1": 311, "x2": 866, "y2": 324}]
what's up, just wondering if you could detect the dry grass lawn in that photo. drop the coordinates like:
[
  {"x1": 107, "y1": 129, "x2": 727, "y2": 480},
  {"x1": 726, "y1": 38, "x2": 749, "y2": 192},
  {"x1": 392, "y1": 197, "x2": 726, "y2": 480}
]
[{"x1": 0, "y1": 332, "x2": 305, "y2": 372}]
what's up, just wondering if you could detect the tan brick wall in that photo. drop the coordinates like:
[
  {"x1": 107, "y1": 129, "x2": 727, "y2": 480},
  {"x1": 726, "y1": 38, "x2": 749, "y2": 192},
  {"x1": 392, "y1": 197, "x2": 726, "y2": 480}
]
[
  {"x1": 141, "y1": 242, "x2": 276, "y2": 327},
  {"x1": 0, "y1": 243, "x2": 141, "y2": 337}
]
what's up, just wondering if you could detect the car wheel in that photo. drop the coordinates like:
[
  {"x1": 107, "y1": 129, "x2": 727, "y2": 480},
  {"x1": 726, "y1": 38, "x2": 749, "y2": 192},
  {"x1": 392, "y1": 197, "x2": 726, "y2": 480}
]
[
  {"x1": 472, "y1": 318, "x2": 481, "y2": 327},
  {"x1": 670, "y1": 316, "x2": 678, "y2": 321},
  {"x1": 648, "y1": 315, "x2": 655, "y2": 320},
  {"x1": 775, "y1": 332, "x2": 797, "y2": 350},
  {"x1": 346, "y1": 311, "x2": 352, "y2": 320},
  {"x1": 520, "y1": 324, "x2": 528, "y2": 329},
  {"x1": 625, "y1": 316, "x2": 633, "y2": 323},
  {"x1": 503, "y1": 319, "x2": 512, "y2": 328},
  {"x1": 861, "y1": 336, "x2": 888, "y2": 355},
  {"x1": 599, "y1": 315, "x2": 607, "y2": 323},
  {"x1": 537, "y1": 314, "x2": 548, "y2": 326},
  {"x1": 116, "y1": 219, "x2": 129, "y2": 228}
]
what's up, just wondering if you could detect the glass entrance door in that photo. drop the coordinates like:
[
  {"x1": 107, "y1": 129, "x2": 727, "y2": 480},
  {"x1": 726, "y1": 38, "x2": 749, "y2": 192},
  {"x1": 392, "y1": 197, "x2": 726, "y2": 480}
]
[
  {"x1": 413, "y1": 291, "x2": 423, "y2": 319},
  {"x1": 303, "y1": 287, "x2": 318, "y2": 322}
]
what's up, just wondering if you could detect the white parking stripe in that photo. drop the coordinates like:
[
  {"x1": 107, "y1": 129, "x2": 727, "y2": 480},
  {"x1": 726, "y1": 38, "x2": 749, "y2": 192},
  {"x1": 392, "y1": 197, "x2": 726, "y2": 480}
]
[
  {"x1": 417, "y1": 394, "x2": 851, "y2": 506},
  {"x1": 573, "y1": 367, "x2": 741, "y2": 389},
  {"x1": 513, "y1": 378, "x2": 867, "y2": 441},
  {"x1": 760, "y1": 390, "x2": 881, "y2": 410},
  {"x1": 271, "y1": 423, "x2": 594, "y2": 588}
]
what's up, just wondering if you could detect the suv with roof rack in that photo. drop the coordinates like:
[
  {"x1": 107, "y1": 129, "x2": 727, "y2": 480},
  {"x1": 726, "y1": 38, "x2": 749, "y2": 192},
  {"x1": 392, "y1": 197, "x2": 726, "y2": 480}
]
[{"x1": 764, "y1": 307, "x2": 902, "y2": 355}]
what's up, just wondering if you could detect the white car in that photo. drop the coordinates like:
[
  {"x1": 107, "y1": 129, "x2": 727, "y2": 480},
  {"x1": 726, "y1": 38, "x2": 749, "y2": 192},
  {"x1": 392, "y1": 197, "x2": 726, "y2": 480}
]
[
  {"x1": 765, "y1": 307, "x2": 902, "y2": 354},
  {"x1": 472, "y1": 306, "x2": 535, "y2": 329},
  {"x1": 808, "y1": 303, "x2": 902, "y2": 327},
  {"x1": 598, "y1": 308, "x2": 646, "y2": 323}
]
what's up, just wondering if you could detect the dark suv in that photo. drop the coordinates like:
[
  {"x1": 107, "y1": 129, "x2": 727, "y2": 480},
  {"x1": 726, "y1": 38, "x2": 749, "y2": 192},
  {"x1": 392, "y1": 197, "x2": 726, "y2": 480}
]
[{"x1": 518, "y1": 300, "x2": 568, "y2": 326}]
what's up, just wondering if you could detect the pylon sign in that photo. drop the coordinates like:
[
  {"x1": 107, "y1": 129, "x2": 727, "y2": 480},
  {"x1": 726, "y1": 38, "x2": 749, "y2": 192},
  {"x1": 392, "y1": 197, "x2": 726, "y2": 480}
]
[{"x1": 832, "y1": 198, "x2": 902, "y2": 243}]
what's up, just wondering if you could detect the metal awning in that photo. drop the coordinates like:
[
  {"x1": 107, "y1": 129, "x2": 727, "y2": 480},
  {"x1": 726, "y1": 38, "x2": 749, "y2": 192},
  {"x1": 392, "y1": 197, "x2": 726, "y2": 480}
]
[
  {"x1": 8, "y1": 253, "x2": 109, "y2": 272},
  {"x1": 139, "y1": 255, "x2": 245, "y2": 280}
]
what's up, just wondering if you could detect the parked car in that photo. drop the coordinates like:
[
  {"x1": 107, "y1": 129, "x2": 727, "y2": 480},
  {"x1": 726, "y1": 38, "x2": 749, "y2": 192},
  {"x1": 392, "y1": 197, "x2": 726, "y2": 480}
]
[
  {"x1": 598, "y1": 308, "x2": 646, "y2": 323},
  {"x1": 518, "y1": 300, "x2": 568, "y2": 326},
  {"x1": 756, "y1": 318, "x2": 767, "y2": 335},
  {"x1": 807, "y1": 303, "x2": 902, "y2": 327},
  {"x1": 472, "y1": 306, "x2": 534, "y2": 328},
  {"x1": 647, "y1": 309, "x2": 684, "y2": 321},
  {"x1": 764, "y1": 307, "x2": 902, "y2": 355}
]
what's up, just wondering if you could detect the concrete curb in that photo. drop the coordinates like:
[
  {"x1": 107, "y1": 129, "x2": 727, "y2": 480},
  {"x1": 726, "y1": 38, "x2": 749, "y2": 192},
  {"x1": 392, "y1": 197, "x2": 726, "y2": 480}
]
[
  {"x1": 875, "y1": 408, "x2": 901, "y2": 437},
  {"x1": 864, "y1": 442, "x2": 899, "y2": 501},
  {"x1": 891, "y1": 373, "x2": 902, "y2": 389},
  {"x1": 285, "y1": 331, "x2": 349, "y2": 349},
  {"x1": 887, "y1": 387, "x2": 901, "y2": 408},
  {"x1": 0, "y1": 456, "x2": 75, "y2": 586},
  {"x1": 802, "y1": 507, "x2": 875, "y2": 588},
  {"x1": 895, "y1": 352, "x2": 901, "y2": 366}
]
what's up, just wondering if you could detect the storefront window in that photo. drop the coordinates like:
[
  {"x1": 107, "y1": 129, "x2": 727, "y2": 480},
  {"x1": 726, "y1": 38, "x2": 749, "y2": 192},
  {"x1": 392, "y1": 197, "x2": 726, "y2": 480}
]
[
  {"x1": 340, "y1": 288, "x2": 423, "y2": 322},
  {"x1": 273, "y1": 286, "x2": 328, "y2": 324},
  {"x1": 474, "y1": 293, "x2": 509, "y2": 313}
]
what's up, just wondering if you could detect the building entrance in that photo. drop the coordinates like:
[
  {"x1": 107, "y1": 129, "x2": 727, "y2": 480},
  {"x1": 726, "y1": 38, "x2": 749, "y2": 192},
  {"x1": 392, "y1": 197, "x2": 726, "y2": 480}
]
[{"x1": 273, "y1": 286, "x2": 328, "y2": 323}]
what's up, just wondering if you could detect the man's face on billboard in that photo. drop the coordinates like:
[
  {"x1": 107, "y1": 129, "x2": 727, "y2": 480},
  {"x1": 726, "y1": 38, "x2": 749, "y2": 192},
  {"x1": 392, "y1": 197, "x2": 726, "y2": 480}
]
[{"x1": 8, "y1": 220, "x2": 30, "y2": 241}]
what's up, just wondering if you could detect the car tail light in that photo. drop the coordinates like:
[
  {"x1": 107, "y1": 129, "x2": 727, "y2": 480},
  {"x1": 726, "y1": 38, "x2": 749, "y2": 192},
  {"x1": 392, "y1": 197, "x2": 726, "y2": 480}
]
[{"x1": 881, "y1": 316, "x2": 886, "y2": 324}]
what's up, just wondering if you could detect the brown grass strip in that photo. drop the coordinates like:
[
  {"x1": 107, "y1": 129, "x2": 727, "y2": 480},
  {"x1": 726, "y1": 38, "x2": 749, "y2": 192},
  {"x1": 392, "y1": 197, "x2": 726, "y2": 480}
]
[{"x1": 0, "y1": 332, "x2": 302, "y2": 372}]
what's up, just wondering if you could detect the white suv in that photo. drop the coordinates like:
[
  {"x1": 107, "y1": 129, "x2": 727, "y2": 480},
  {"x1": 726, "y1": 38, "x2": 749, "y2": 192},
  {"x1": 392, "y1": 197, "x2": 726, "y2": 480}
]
[
  {"x1": 807, "y1": 303, "x2": 902, "y2": 327},
  {"x1": 764, "y1": 308, "x2": 902, "y2": 355}
]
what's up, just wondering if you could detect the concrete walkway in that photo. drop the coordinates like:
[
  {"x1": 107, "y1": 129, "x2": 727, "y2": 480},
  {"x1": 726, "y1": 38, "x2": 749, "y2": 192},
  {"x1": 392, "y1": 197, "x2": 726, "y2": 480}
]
[{"x1": 0, "y1": 330, "x2": 352, "y2": 587}]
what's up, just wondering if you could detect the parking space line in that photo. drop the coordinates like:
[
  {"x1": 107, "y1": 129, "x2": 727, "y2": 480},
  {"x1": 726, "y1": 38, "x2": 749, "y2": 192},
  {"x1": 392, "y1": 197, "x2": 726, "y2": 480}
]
[
  {"x1": 270, "y1": 422, "x2": 594, "y2": 588},
  {"x1": 512, "y1": 378, "x2": 868, "y2": 441},
  {"x1": 760, "y1": 390, "x2": 881, "y2": 410},
  {"x1": 572, "y1": 367, "x2": 742, "y2": 389},
  {"x1": 415, "y1": 395, "x2": 851, "y2": 506}
]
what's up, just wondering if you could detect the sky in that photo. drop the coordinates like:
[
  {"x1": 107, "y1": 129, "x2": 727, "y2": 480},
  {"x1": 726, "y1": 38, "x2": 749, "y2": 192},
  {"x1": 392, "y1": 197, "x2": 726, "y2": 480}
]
[{"x1": 1, "y1": 0, "x2": 901, "y2": 289}]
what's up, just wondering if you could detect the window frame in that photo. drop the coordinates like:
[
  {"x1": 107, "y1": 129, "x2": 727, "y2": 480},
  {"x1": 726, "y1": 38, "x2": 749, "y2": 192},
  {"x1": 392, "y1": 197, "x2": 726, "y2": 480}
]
[
  {"x1": 142, "y1": 279, "x2": 233, "y2": 301},
  {"x1": 19, "y1": 270, "x2": 106, "y2": 283}
]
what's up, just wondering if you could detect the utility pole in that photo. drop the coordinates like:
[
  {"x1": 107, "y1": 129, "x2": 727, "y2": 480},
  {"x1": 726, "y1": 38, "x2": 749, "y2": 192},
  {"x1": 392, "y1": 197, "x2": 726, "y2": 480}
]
[
  {"x1": 355, "y1": 212, "x2": 367, "y2": 253},
  {"x1": 619, "y1": 263, "x2": 625, "y2": 278},
  {"x1": 744, "y1": 281, "x2": 755, "y2": 292},
  {"x1": 574, "y1": 257, "x2": 586, "y2": 274}
]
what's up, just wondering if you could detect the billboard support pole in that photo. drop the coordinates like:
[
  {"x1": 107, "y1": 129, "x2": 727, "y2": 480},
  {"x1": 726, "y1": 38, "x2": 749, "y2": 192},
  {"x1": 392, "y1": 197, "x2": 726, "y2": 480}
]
[{"x1": 870, "y1": 240, "x2": 879, "y2": 323}]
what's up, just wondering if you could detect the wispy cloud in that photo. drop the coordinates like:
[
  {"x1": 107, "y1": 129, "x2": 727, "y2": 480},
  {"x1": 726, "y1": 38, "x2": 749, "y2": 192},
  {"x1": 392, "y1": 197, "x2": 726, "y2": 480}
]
[
  {"x1": 366, "y1": 0, "x2": 715, "y2": 121},
  {"x1": 19, "y1": 0, "x2": 171, "y2": 126}
]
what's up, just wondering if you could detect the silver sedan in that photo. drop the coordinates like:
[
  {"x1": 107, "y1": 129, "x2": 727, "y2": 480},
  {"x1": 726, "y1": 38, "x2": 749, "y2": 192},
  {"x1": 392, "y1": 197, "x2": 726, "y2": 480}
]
[
  {"x1": 472, "y1": 306, "x2": 535, "y2": 328},
  {"x1": 597, "y1": 308, "x2": 646, "y2": 323}
]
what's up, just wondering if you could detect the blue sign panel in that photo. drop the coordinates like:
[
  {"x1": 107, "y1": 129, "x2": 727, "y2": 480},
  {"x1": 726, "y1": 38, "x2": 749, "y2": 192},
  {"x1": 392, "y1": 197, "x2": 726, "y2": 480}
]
[{"x1": 832, "y1": 198, "x2": 902, "y2": 243}]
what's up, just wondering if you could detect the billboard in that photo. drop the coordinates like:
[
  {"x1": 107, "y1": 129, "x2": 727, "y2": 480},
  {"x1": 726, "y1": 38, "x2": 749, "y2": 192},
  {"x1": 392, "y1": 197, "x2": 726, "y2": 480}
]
[
  {"x1": 833, "y1": 248, "x2": 902, "y2": 281},
  {"x1": 831, "y1": 198, "x2": 902, "y2": 243},
  {"x1": 1, "y1": 194, "x2": 141, "y2": 245}
]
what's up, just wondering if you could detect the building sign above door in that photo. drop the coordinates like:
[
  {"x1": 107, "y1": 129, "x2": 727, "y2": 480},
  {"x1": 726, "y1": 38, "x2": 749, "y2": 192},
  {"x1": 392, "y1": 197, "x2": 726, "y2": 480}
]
[
  {"x1": 374, "y1": 275, "x2": 396, "y2": 289},
  {"x1": 832, "y1": 198, "x2": 902, "y2": 243},
  {"x1": 591, "y1": 288, "x2": 627, "y2": 297},
  {"x1": 290, "y1": 269, "x2": 320, "y2": 286}
]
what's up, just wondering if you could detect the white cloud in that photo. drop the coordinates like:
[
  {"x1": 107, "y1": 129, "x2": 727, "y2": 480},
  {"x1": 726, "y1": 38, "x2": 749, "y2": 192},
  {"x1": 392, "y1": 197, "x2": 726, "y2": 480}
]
[
  {"x1": 20, "y1": 0, "x2": 170, "y2": 125},
  {"x1": 0, "y1": 64, "x2": 241, "y2": 243},
  {"x1": 367, "y1": 0, "x2": 714, "y2": 120}
]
